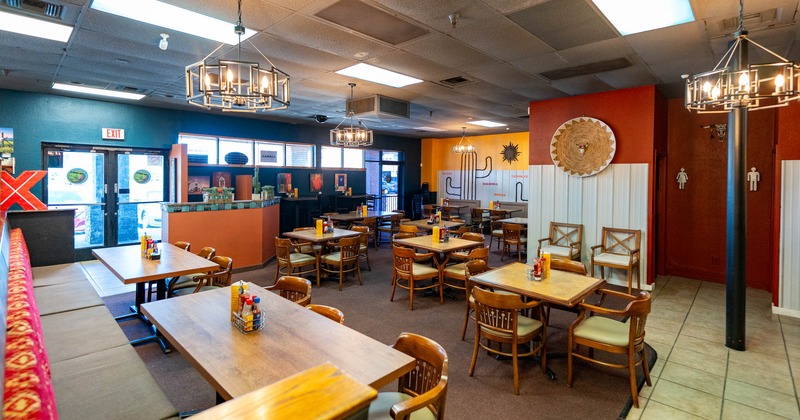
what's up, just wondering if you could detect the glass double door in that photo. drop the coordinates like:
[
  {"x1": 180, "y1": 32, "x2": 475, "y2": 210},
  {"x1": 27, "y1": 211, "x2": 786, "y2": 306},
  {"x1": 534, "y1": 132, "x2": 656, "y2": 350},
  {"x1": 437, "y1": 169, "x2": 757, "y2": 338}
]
[{"x1": 43, "y1": 145, "x2": 166, "y2": 260}]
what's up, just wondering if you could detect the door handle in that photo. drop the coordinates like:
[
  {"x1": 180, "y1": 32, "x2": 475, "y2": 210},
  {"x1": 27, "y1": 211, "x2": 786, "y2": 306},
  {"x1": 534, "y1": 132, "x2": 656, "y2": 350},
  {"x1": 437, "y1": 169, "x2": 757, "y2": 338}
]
[
  {"x1": 104, "y1": 184, "x2": 108, "y2": 194},
  {"x1": 114, "y1": 183, "x2": 118, "y2": 193}
]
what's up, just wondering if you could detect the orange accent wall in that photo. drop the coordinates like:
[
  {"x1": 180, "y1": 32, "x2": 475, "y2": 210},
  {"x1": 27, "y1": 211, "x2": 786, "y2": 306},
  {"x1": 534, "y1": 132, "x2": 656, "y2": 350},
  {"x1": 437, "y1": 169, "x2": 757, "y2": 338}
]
[
  {"x1": 528, "y1": 86, "x2": 661, "y2": 285},
  {"x1": 421, "y1": 132, "x2": 529, "y2": 189}
]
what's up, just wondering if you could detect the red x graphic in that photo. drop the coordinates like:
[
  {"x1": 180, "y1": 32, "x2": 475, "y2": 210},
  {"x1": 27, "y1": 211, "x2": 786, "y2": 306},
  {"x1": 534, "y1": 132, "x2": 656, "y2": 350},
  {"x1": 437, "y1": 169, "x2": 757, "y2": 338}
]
[{"x1": 1, "y1": 171, "x2": 47, "y2": 211}]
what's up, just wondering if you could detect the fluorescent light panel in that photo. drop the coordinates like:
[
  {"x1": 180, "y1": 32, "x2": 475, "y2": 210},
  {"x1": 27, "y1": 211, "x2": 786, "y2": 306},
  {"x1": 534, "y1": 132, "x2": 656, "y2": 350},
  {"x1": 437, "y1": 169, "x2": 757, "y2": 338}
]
[
  {"x1": 90, "y1": 0, "x2": 253, "y2": 45},
  {"x1": 336, "y1": 63, "x2": 422, "y2": 88},
  {"x1": 415, "y1": 126, "x2": 447, "y2": 132},
  {"x1": 53, "y1": 83, "x2": 145, "y2": 100},
  {"x1": 591, "y1": 0, "x2": 694, "y2": 36},
  {"x1": 0, "y1": 10, "x2": 73, "y2": 42},
  {"x1": 467, "y1": 120, "x2": 506, "y2": 128}
]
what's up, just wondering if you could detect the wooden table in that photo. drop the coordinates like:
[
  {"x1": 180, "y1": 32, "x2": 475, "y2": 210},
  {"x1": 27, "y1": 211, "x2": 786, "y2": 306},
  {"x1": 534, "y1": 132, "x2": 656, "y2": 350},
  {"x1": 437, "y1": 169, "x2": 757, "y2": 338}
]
[
  {"x1": 326, "y1": 210, "x2": 399, "y2": 223},
  {"x1": 468, "y1": 262, "x2": 605, "y2": 308},
  {"x1": 402, "y1": 219, "x2": 464, "y2": 231},
  {"x1": 141, "y1": 284, "x2": 416, "y2": 401},
  {"x1": 498, "y1": 217, "x2": 529, "y2": 225},
  {"x1": 191, "y1": 362, "x2": 377, "y2": 420},
  {"x1": 92, "y1": 243, "x2": 218, "y2": 351},
  {"x1": 393, "y1": 235, "x2": 483, "y2": 277},
  {"x1": 282, "y1": 228, "x2": 361, "y2": 244},
  {"x1": 427, "y1": 204, "x2": 469, "y2": 218}
]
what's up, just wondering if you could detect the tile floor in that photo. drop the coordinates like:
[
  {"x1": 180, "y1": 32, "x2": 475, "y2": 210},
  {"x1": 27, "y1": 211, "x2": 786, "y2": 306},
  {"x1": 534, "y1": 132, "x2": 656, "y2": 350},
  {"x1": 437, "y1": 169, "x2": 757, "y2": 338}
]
[
  {"x1": 627, "y1": 276, "x2": 800, "y2": 420},
  {"x1": 83, "y1": 259, "x2": 799, "y2": 419}
]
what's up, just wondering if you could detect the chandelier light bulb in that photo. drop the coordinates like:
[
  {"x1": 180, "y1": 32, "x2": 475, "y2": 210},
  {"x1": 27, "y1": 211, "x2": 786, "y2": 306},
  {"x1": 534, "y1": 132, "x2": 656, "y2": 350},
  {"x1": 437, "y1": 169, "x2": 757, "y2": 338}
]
[
  {"x1": 261, "y1": 75, "x2": 268, "y2": 93},
  {"x1": 739, "y1": 72, "x2": 749, "y2": 90},
  {"x1": 204, "y1": 74, "x2": 212, "y2": 90},
  {"x1": 703, "y1": 81, "x2": 712, "y2": 93},
  {"x1": 775, "y1": 73, "x2": 785, "y2": 91},
  {"x1": 711, "y1": 85, "x2": 720, "y2": 100}
]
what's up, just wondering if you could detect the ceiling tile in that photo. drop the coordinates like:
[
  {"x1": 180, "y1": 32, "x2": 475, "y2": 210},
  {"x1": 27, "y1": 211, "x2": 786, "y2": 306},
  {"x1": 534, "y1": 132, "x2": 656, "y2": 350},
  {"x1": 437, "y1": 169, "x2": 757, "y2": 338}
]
[
  {"x1": 403, "y1": 34, "x2": 498, "y2": 71},
  {"x1": 266, "y1": 14, "x2": 394, "y2": 60},
  {"x1": 449, "y1": 16, "x2": 552, "y2": 62},
  {"x1": 550, "y1": 75, "x2": 612, "y2": 96},
  {"x1": 508, "y1": 0, "x2": 618, "y2": 50}
]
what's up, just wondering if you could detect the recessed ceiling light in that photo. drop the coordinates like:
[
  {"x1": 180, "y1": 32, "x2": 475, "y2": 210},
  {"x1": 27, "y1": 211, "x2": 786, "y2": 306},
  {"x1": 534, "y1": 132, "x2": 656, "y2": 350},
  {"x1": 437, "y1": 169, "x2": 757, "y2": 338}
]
[
  {"x1": 591, "y1": 0, "x2": 694, "y2": 36},
  {"x1": 467, "y1": 120, "x2": 507, "y2": 128},
  {"x1": 52, "y1": 83, "x2": 145, "y2": 100},
  {"x1": 336, "y1": 63, "x2": 422, "y2": 88},
  {"x1": 415, "y1": 126, "x2": 447, "y2": 132},
  {"x1": 91, "y1": 0, "x2": 253, "y2": 45},
  {"x1": 0, "y1": 10, "x2": 73, "y2": 42}
]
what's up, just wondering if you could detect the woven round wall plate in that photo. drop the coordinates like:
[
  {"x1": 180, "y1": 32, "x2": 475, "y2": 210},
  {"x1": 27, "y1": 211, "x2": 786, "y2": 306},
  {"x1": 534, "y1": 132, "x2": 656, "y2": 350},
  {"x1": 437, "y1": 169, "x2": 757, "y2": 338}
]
[{"x1": 550, "y1": 117, "x2": 616, "y2": 177}]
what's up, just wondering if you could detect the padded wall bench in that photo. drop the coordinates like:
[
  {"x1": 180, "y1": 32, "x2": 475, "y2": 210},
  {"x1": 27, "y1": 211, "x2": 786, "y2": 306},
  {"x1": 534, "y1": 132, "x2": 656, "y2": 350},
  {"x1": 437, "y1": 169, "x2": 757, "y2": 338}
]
[{"x1": 3, "y1": 226, "x2": 178, "y2": 420}]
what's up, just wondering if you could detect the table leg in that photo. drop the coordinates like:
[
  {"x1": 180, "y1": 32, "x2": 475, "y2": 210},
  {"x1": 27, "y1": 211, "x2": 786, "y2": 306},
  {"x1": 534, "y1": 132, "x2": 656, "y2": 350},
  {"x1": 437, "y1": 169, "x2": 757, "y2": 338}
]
[
  {"x1": 114, "y1": 282, "x2": 147, "y2": 322},
  {"x1": 116, "y1": 281, "x2": 172, "y2": 353}
]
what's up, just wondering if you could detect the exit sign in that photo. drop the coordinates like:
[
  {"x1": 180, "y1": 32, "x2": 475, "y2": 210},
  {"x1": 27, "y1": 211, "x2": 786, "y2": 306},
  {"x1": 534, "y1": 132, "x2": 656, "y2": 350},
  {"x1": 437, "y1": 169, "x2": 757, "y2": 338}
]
[{"x1": 102, "y1": 128, "x2": 125, "y2": 140}]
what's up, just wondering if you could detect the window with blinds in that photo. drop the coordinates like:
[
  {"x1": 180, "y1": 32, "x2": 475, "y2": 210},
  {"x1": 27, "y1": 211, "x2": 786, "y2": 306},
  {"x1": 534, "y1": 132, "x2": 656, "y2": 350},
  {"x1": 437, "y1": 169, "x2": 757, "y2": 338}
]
[{"x1": 178, "y1": 134, "x2": 314, "y2": 168}]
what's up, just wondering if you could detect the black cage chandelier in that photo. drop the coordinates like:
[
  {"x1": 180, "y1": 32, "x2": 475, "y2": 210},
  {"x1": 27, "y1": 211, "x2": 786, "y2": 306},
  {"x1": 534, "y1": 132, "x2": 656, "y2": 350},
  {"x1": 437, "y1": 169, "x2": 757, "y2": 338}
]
[
  {"x1": 330, "y1": 83, "x2": 373, "y2": 147},
  {"x1": 185, "y1": 0, "x2": 289, "y2": 112},
  {"x1": 683, "y1": 2, "x2": 800, "y2": 113}
]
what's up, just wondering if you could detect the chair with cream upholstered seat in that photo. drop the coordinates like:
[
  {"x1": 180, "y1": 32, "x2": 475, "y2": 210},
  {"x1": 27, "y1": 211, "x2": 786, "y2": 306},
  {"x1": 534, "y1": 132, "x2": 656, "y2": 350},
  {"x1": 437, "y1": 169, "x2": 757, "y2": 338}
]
[
  {"x1": 166, "y1": 245, "x2": 216, "y2": 297},
  {"x1": 442, "y1": 246, "x2": 488, "y2": 295},
  {"x1": 320, "y1": 236, "x2": 362, "y2": 291},
  {"x1": 350, "y1": 225, "x2": 372, "y2": 271},
  {"x1": 568, "y1": 289, "x2": 652, "y2": 408},
  {"x1": 469, "y1": 286, "x2": 547, "y2": 395},
  {"x1": 170, "y1": 256, "x2": 233, "y2": 296},
  {"x1": 590, "y1": 227, "x2": 641, "y2": 293},
  {"x1": 367, "y1": 332, "x2": 448, "y2": 420},
  {"x1": 275, "y1": 237, "x2": 319, "y2": 285},
  {"x1": 537, "y1": 222, "x2": 583, "y2": 261},
  {"x1": 501, "y1": 223, "x2": 526, "y2": 262},
  {"x1": 391, "y1": 245, "x2": 440, "y2": 310}
]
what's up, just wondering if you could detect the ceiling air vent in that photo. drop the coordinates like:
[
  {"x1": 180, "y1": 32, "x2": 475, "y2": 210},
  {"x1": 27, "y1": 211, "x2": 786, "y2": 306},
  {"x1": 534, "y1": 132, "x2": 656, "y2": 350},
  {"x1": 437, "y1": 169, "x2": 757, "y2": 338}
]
[
  {"x1": 346, "y1": 95, "x2": 410, "y2": 120},
  {"x1": 721, "y1": 8, "x2": 778, "y2": 32},
  {"x1": 539, "y1": 57, "x2": 632, "y2": 81},
  {"x1": 2, "y1": 0, "x2": 64, "y2": 20},
  {"x1": 434, "y1": 75, "x2": 477, "y2": 88}
]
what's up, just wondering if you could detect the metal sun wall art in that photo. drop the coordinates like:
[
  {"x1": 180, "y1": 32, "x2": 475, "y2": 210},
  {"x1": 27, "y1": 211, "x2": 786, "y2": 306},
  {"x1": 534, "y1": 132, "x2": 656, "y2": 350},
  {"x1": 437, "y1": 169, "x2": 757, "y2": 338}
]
[
  {"x1": 550, "y1": 117, "x2": 616, "y2": 177},
  {"x1": 500, "y1": 142, "x2": 521, "y2": 164}
]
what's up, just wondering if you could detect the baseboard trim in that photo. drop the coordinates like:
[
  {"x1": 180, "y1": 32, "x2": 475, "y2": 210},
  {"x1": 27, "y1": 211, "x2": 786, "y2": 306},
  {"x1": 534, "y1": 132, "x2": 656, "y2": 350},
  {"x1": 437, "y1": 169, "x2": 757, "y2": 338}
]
[{"x1": 771, "y1": 305, "x2": 800, "y2": 319}]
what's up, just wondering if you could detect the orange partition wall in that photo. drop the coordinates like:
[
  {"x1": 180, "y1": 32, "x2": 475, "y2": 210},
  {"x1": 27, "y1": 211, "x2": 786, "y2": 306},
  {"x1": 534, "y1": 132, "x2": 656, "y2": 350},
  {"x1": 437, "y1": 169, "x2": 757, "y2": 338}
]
[
  {"x1": 162, "y1": 204, "x2": 280, "y2": 270},
  {"x1": 420, "y1": 132, "x2": 529, "y2": 189}
]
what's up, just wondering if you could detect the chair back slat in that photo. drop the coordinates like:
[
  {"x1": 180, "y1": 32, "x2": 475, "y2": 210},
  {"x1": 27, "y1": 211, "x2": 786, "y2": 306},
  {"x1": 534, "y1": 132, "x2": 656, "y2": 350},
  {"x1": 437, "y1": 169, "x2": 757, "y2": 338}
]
[
  {"x1": 602, "y1": 227, "x2": 641, "y2": 255},
  {"x1": 391, "y1": 332, "x2": 448, "y2": 418}
]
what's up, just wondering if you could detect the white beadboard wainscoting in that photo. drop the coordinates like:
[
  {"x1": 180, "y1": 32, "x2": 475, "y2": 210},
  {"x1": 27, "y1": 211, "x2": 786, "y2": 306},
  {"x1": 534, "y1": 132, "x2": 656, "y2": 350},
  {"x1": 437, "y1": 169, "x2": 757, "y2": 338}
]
[
  {"x1": 527, "y1": 164, "x2": 651, "y2": 290},
  {"x1": 777, "y1": 160, "x2": 800, "y2": 317}
]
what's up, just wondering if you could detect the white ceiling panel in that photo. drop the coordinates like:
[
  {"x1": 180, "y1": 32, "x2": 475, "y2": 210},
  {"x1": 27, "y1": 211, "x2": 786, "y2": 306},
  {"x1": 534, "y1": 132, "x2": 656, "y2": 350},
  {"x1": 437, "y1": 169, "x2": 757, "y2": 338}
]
[
  {"x1": 266, "y1": 14, "x2": 394, "y2": 60},
  {"x1": 403, "y1": 34, "x2": 497, "y2": 71},
  {"x1": 449, "y1": 16, "x2": 553, "y2": 63}
]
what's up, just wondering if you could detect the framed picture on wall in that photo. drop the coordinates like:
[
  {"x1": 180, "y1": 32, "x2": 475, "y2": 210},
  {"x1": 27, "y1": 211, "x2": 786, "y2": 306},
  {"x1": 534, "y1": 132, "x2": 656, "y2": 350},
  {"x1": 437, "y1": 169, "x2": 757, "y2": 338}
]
[
  {"x1": 277, "y1": 173, "x2": 292, "y2": 194},
  {"x1": 310, "y1": 173, "x2": 323, "y2": 193},
  {"x1": 335, "y1": 173, "x2": 347, "y2": 192},
  {"x1": 211, "y1": 171, "x2": 231, "y2": 188},
  {"x1": 188, "y1": 176, "x2": 209, "y2": 194}
]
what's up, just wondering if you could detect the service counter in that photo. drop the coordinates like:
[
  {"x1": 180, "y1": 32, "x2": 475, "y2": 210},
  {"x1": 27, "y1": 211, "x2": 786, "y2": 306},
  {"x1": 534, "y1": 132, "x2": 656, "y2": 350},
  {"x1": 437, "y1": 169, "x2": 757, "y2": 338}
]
[{"x1": 160, "y1": 199, "x2": 280, "y2": 271}]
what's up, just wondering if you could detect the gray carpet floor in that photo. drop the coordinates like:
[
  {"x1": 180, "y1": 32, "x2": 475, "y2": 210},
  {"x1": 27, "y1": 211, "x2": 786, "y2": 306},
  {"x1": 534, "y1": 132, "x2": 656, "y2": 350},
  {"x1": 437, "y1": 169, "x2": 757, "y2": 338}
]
[{"x1": 105, "y1": 237, "x2": 655, "y2": 419}]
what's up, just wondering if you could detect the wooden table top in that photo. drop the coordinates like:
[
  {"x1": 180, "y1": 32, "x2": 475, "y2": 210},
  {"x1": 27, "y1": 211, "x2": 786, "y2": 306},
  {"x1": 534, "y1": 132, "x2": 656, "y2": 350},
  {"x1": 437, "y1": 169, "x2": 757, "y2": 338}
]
[
  {"x1": 92, "y1": 243, "x2": 218, "y2": 285},
  {"x1": 474, "y1": 208, "x2": 522, "y2": 214},
  {"x1": 141, "y1": 284, "x2": 415, "y2": 400},
  {"x1": 326, "y1": 211, "x2": 399, "y2": 222},
  {"x1": 498, "y1": 217, "x2": 529, "y2": 225},
  {"x1": 393, "y1": 235, "x2": 484, "y2": 253},
  {"x1": 282, "y1": 228, "x2": 361, "y2": 244},
  {"x1": 402, "y1": 219, "x2": 464, "y2": 231},
  {"x1": 191, "y1": 362, "x2": 377, "y2": 420},
  {"x1": 469, "y1": 262, "x2": 606, "y2": 307}
]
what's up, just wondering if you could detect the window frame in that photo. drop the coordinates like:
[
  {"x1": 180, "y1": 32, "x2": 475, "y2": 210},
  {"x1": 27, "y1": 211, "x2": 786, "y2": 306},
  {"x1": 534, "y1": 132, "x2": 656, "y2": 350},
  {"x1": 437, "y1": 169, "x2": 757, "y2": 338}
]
[{"x1": 178, "y1": 133, "x2": 316, "y2": 169}]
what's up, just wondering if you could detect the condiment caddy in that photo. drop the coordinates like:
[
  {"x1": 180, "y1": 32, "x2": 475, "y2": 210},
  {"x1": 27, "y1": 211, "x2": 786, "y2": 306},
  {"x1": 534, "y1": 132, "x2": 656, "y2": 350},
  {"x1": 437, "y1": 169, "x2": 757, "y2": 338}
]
[{"x1": 230, "y1": 281, "x2": 264, "y2": 334}]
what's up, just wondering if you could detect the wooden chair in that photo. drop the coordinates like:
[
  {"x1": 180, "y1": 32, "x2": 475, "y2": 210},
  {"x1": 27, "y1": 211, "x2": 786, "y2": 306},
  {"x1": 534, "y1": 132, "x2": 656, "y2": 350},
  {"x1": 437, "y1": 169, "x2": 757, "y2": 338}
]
[
  {"x1": 147, "y1": 240, "x2": 191, "y2": 301},
  {"x1": 449, "y1": 232, "x2": 485, "y2": 263},
  {"x1": 275, "y1": 237, "x2": 319, "y2": 286},
  {"x1": 266, "y1": 275, "x2": 312, "y2": 306},
  {"x1": 568, "y1": 290, "x2": 652, "y2": 408},
  {"x1": 171, "y1": 256, "x2": 233, "y2": 296},
  {"x1": 469, "y1": 286, "x2": 547, "y2": 395},
  {"x1": 590, "y1": 227, "x2": 641, "y2": 293},
  {"x1": 320, "y1": 236, "x2": 362, "y2": 291},
  {"x1": 367, "y1": 332, "x2": 448, "y2": 420},
  {"x1": 450, "y1": 225, "x2": 471, "y2": 239},
  {"x1": 377, "y1": 214, "x2": 403, "y2": 244},
  {"x1": 307, "y1": 304, "x2": 345, "y2": 324},
  {"x1": 488, "y1": 220, "x2": 504, "y2": 250},
  {"x1": 350, "y1": 225, "x2": 371, "y2": 271},
  {"x1": 501, "y1": 223, "x2": 526, "y2": 262},
  {"x1": 471, "y1": 208, "x2": 488, "y2": 233},
  {"x1": 442, "y1": 247, "x2": 488, "y2": 294},
  {"x1": 398, "y1": 224, "x2": 419, "y2": 237},
  {"x1": 166, "y1": 246, "x2": 216, "y2": 297},
  {"x1": 391, "y1": 245, "x2": 440, "y2": 310},
  {"x1": 537, "y1": 222, "x2": 583, "y2": 261},
  {"x1": 355, "y1": 217, "x2": 379, "y2": 249},
  {"x1": 291, "y1": 227, "x2": 323, "y2": 256},
  {"x1": 461, "y1": 260, "x2": 490, "y2": 340}
]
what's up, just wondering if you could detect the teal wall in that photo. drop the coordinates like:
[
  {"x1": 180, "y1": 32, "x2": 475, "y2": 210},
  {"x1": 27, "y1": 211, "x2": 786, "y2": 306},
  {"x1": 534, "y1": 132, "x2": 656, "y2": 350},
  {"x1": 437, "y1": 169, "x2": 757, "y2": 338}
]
[{"x1": 0, "y1": 89, "x2": 422, "y2": 211}]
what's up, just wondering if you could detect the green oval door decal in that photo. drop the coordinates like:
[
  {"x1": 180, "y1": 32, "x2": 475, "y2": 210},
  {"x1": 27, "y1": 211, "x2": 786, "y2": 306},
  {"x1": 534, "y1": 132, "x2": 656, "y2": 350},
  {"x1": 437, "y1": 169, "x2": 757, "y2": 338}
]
[
  {"x1": 66, "y1": 168, "x2": 88, "y2": 184},
  {"x1": 133, "y1": 169, "x2": 151, "y2": 184}
]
